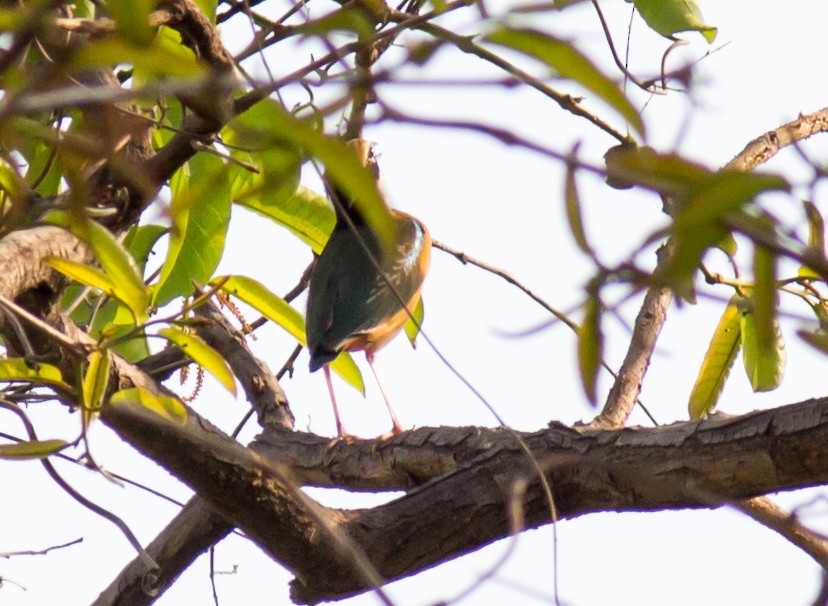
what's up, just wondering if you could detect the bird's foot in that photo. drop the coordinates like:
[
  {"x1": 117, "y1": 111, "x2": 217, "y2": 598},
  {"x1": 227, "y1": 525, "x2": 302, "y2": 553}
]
[
  {"x1": 327, "y1": 427, "x2": 361, "y2": 447},
  {"x1": 377, "y1": 422, "x2": 406, "y2": 441}
]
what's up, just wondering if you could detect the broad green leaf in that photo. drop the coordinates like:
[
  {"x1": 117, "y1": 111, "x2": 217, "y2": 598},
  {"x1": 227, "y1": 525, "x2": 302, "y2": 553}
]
[
  {"x1": 20, "y1": 134, "x2": 62, "y2": 196},
  {"x1": 215, "y1": 274, "x2": 364, "y2": 393},
  {"x1": 632, "y1": 0, "x2": 717, "y2": 42},
  {"x1": 800, "y1": 201, "x2": 825, "y2": 279},
  {"x1": 45, "y1": 256, "x2": 117, "y2": 296},
  {"x1": 109, "y1": 387, "x2": 187, "y2": 425},
  {"x1": 752, "y1": 245, "x2": 777, "y2": 354},
  {"x1": 154, "y1": 152, "x2": 232, "y2": 305},
  {"x1": 106, "y1": 0, "x2": 153, "y2": 45},
  {"x1": 404, "y1": 296, "x2": 425, "y2": 347},
  {"x1": 124, "y1": 224, "x2": 167, "y2": 273},
  {"x1": 234, "y1": 183, "x2": 332, "y2": 254},
  {"x1": 740, "y1": 309, "x2": 785, "y2": 392},
  {"x1": 577, "y1": 294, "x2": 602, "y2": 405},
  {"x1": 45, "y1": 212, "x2": 150, "y2": 323},
  {"x1": 604, "y1": 146, "x2": 709, "y2": 196},
  {"x1": 160, "y1": 327, "x2": 236, "y2": 395},
  {"x1": 0, "y1": 439, "x2": 68, "y2": 460},
  {"x1": 70, "y1": 37, "x2": 205, "y2": 78},
  {"x1": 82, "y1": 350, "x2": 112, "y2": 414},
  {"x1": 230, "y1": 98, "x2": 394, "y2": 249},
  {"x1": 688, "y1": 296, "x2": 741, "y2": 419},
  {"x1": 295, "y1": 7, "x2": 374, "y2": 38},
  {"x1": 0, "y1": 358, "x2": 68, "y2": 389},
  {"x1": 565, "y1": 148, "x2": 592, "y2": 255},
  {"x1": 486, "y1": 27, "x2": 643, "y2": 135}
]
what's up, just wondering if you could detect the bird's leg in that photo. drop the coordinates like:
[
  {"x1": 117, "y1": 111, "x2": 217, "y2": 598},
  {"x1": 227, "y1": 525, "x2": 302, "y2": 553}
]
[
  {"x1": 324, "y1": 364, "x2": 353, "y2": 439},
  {"x1": 365, "y1": 351, "x2": 404, "y2": 435}
]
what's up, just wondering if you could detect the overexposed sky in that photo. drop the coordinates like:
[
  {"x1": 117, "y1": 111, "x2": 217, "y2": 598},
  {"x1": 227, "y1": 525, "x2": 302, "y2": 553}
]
[{"x1": 4, "y1": 2, "x2": 828, "y2": 605}]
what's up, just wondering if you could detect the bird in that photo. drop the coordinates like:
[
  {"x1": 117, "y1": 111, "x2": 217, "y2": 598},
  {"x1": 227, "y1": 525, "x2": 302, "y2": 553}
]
[{"x1": 306, "y1": 139, "x2": 431, "y2": 438}]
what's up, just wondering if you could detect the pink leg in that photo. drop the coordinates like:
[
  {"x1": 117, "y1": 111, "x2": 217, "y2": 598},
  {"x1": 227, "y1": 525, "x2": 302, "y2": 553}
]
[
  {"x1": 365, "y1": 352, "x2": 404, "y2": 435},
  {"x1": 324, "y1": 364, "x2": 351, "y2": 438}
]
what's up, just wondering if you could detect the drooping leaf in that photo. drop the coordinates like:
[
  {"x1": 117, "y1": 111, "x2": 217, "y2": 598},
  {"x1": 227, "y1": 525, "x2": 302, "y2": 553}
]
[
  {"x1": 631, "y1": 0, "x2": 717, "y2": 42},
  {"x1": 0, "y1": 358, "x2": 68, "y2": 389},
  {"x1": 0, "y1": 439, "x2": 68, "y2": 460},
  {"x1": 564, "y1": 147, "x2": 593, "y2": 255},
  {"x1": 740, "y1": 309, "x2": 785, "y2": 392},
  {"x1": 109, "y1": 387, "x2": 187, "y2": 425},
  {"x1": 82, "y1": 350, "x2": 112, "y2": 422},
  {"x1": 45, "y1": 257, "x2": 117, "y2": 297},
  {"x1": 800, "y1": 201, "x2": 825, "y2": 279},
  {"x1": 404, "y1": 296, "x2": 425, "y2": 347},
  {"x1": 752, "y1": 245, "x2": 777, "y2": 354},
  {"x1": 486, "y1": 27, "x2": 644, "y2": 135},
  {"x1": 160, "y1": 327, "x2": 236, "y2": 395},
  {"x1": 688, "y1": 296, "x2": 742, "y2": 419},
  {"x1": 230, "y1": 98, "x2": 394, "y2": 249},
  {"x1": 214, "y1": 274, "x2": 364, "y2": 393},
  {"x1": 154, "y1": 152, "x2": 232, "y2": 305},
  {"x1": 577, "y1": 292, "x2": 602, "y2": 405}
]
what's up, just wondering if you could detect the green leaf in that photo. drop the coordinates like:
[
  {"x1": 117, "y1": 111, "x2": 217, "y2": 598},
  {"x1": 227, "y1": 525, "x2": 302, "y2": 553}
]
[
  {"x1": 45, "y1": 256, "x2": 117, "y2": 296},
  {"x1": 215, "y1": 274, "x2": 364, "y2": 393},
  {"x1": 740, "y1": 309, "x2": 785, "y2": 392},
  {"x1": 688, "y1": 296, "x2": 742, "y2": 419},
  {"x1": 45, "y1": 212, "x2": 150, "y2": 323},
  {"x1": 109, "y1": 387, "x2": 187, "y2": 425},
  {"x1": 565, "y1": 147, "x2": 592, "y2": 255},
  {"x1": 486, "y1": 27, "x2": 644, "y2": 135},
  {"x1": 404, "y1": 296, "x2": 425, "y2": 347},
  {"x1": 106, "y1": 0, "x2": 153, "y2": 45},
  {"x1": 82, "y1": 350, "x2": 112, "y2": 416},
  {"x1": 752, "y1": 245, "x2": 777, "y2": 354},
  {"x1": 632, "y1": 0, "x2": 717, "y2": 42},
  {"x1": 154, "y1": 152, "x2": 232, "y2": 305},
  {"x1": 160, "y1": 327, "x2": 236, "y2": 395},
  {"x1": 0, "y1": 439, "x2": 68, "y2": 460},
  {"x1": 124, "y1": 224, "x2": 167, "y2": 273},
  {"x1": 230, "y1": 98, "x2": 394, "y2": 249},
  {"x1": 70, "y1": 37, "x2": 205, "y2": 78},
  {"x1": 577, "y1": 293, "x2": 602, "y2": 405},
  {"x1": 0, "y1": 358, "x2": 68, "y2": 389},
  {"x1": 800, "y1": 201, "x2": 825, "y2": 279}
]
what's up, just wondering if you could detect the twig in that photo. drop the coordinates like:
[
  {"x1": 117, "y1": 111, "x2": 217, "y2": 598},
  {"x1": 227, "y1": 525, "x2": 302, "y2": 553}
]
[{"x1": 0, "y1": 537, "x2": 83, "y2": 558}]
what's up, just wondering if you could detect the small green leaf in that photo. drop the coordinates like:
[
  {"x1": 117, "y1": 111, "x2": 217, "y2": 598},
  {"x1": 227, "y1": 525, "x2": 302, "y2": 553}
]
[
  {"x1": 0, "y1": 358, "x2": 67, "y2": 389},
  {"x1": 486, "y1": 27, "x2": 644, "y2": 135},
  {"x1": 124, "y1": 224, "x2": 167, "y2": 273},
  {"x1": 740, "y1": 309, "x2": 785, "y2": 392},
  {"x1": 752, "y1": 245, "x2": 777, "y2": 354},
  {"x1": 688, "y1": 296, "x2": 742, "y2": 419},
  {"x1": 404, "y1": 297, "x2": 425, "y2": 347},
  {"x1": 109, "y1": 387, "x2": 187, "y2": 425},
  {"x1": 0, "y1": 439, "x2": 68, "y2": 460},
  {"x1": 82, "y1": 350, "x2": 112, "y2": 418},
  {"x1": 106, "y1": 0, "x2": 153, "y2": 44},
  {"x1": 215, "y1": 274, "x2": 364, "y2": 393},
  {"x1": 632, "y1": 0, "x2": 717, "y2": 42},
  {"x1": 565, "y1": 147, "x2": 593, "y2": 255},
  {"x1": 577, "y1": 293, "x2": 602, "y2": 405},
  {"x1": 70, "y1": 37, "x2": 205, "y2": 78},
  {"x1": 160, "y1": 327, "x2": 236, "y2": 395},
  {"x1": 800, "y1": 201, "x2": 825, "y2": 279},
  {"x1": 154, "y1": 153, "x2": 232, "y2": 305}
]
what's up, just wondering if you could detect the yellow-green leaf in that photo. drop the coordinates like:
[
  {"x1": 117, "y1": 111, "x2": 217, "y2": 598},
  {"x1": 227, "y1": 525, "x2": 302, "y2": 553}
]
[
  {"x1": 688, "y1": 296, "x2": 741, "y2": 419},
  {"x1": 106, "y1": 0, "x2": 153, "y2": 44},
  {"x1": 577, "y1": 294, "x2": 602, "y2": 405},
  {"x1": 0, "y1": 358, "x2": 68, "y2": 389},
  {"x1": 800, "y1": 201, "x2": 825, "y2": 279},
  {"x1": 109, "y1": 387, "x2": 187, "y2": 425},
  {"x1": 82, "y1": 350, "x2": 111, "y2": 418},
  {"x1": 0, "y1": 439, "x2": 68, "y2": 460},
  {"x1": 160, "y1": 327, "x2": 236, "y2": 395},
  {"x1": 486, "y1": 27, "x2": 643, "y2": 135},
  {"x1": 45, "y1": 256, "x2": 116, "y2": 295},
  {"x1": 632, "y1": 0, "x2": 717, "y2": 42},
  {"x1": 215, "y1": 274, "x2": 364, "y2": 394},
  {"x1": 404, "y1": 297, "x2": 425, "y2": 347},
  {"x1": 752, "y1": 245, "x2": 777, "y2": 354},
  {"x1": 565, "y1": 147, "x2": 592, "y2": 255},
  {"x1": 740, "y1": 309, "x2": 785, "y2": 392}
]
